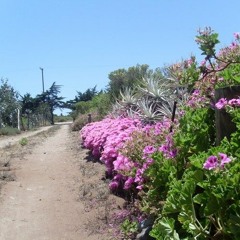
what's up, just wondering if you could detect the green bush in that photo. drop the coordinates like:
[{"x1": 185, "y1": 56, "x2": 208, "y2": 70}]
[
  {"x1": 19, "y1": 137, "x2": 28, "y2": 146},
  {"x1": 0, "y1": 126, "x2": 20, "y2": 136},
  {"x1": 54, "y1": 115, "x2": 73, "y2": 123},
  {"x1": 71, "y1": 112, "x2": 103, "y2": 131}
]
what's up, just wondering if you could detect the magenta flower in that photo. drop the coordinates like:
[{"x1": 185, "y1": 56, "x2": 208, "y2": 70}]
[
  {"x1": 123, "y1": 177, "x2": 135, "y2": 190},
  {"x1": 109, "y1": 181, "x2": 119, "y2": 190},
  {"x1": 234, "y1": 32, "x2": 240, "y2": 40},
  {"x1": 215, "y1": 98, "x2": 227, "y2": 109},
  {"x1": 228, "y1": 98, "x2": 240, "y2": 107},
  {"x1": 203, "y1": 155, "x2": 218, "y2": 170},
  {"x1": 203, "y1": 153, "x2": 231, "y2": 170},
  {"x1": 219, "y1": 153, "x2": 231, "y2": 167},
  {"x1": 143, "y1": 145, "x2": 157, "y2": 159}
]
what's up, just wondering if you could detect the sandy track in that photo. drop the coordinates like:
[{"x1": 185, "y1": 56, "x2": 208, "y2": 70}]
[
  {"x1": 0, "y1": 124, "x2": 113, "y2": 240},
  {"x1": 0, "y1": 126, "x2": 53, "y2": 149}
]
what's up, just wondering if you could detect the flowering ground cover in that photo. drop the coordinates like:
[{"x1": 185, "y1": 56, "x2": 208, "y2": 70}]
[{"x1": 80, "y1": 29, "x2": 240, "y2": 239}]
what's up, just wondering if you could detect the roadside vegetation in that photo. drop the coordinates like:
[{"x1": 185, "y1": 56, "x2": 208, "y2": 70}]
[
  {"x1": 0, "y1": 80, "x2": 66, "y2": 134},
  {"x1": 0, "y1": 126, "x2": 20, "y2": 136},
  {"x1": 1, "y1": 27, "x2": 240, "y2": 239},
  {"x1": 79, "y1": 28, "x2": 240, "y2": 239}
]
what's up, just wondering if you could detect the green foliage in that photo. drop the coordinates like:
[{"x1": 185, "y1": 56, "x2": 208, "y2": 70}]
[
  {"x1": 75, "y1": 86, "x2": 97, "y2": 102},
  {"x1": 218, "y1": 63, "x2": 240, "y2": 88},
  {"x1": 19, "y1": 137, "x2": 28, "y2": 146},
  {"x1": 227, "y1": 108, "x2": 240, "y2": 158},
  {"x1": 71, "y1": 92, "x2": 111, "y2": 121},
  {"x1": 120, "y1": 219, "x2": 138, "y2": 239},
  {"x1": 54, "y1": 114, "x2": 72, "y2": 123},
  {"x1": 71, "y1": 111, "x2": 102, "y2": 131},
  {"x1": 68, "y1": 86, "x2": 111, "y2": 121},
  {"x1": 150, "y1": 217, "x2": 180, "y2": 240},
  {"x1": 37, "y1": 82, "x2": 65, "y2": 125},
  {"x1": 111, "y1": 73, "x2": 180, "y2": 122},
  {"x1": 195, "y1": 27, "x2": 220, "y2": 59},
  {"x1": 65, "y1": 86, "x2": 98, "y2": 111},
  {"x1": 148, "y1": 105, "x2": 240, "y2": 239},
  {"x1": 160, "y1": 150, "x2": 240, "y2": 239},
  {"x1": 167, "y1": 56, "x2": 200, "y2": 89},
  {"x1": 0, "y1": 79, "x2": 20, "y2": 128},
  {"x1": 0, "y1": 126, "x2": 20, "y2": 136},
  {"x1": 75, "y1": 101, "x2": 92, "y2": 115},
  {"x1": 108, "y1": 64, "x2": 151, "y2": 99},
  {"x1": 85, "y1": 28, "x2": 240, "y2": 239},
  {"x1": 174, "y1": 107, "x2": 215, "y2": 170},
  {"x1": 142, "y1": 153, "x2": 177, "y2": 214},
  {"x1": 20, "y1": 93, "x2": 39, "y2": 114},
  {"x1": 91, "y1": 92, "x2": 111, "y2": 117}
]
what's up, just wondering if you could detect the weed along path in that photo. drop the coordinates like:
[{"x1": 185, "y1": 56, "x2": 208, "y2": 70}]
[{"x1": 0, "y1": 124, "x2": 116, "y2": 240}]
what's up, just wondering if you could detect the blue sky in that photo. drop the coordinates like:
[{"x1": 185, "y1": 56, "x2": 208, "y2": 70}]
[{"x1": 1, "y1": 0, "x2": 239, "y2": 114}]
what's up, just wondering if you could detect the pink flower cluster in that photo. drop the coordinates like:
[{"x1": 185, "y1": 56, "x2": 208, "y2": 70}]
[
  {"x1": 112, "y1": 119, "x2": 173, "y2": 191},
  {"x1": 187, "y1": 89, "x2": 210, "y2": 108},
  {"x1": 80, "y1": 117, "x2": 141, "y2": 175},
  {"x1": 215, "y1": 98, "x2": 240, "y2": 109},
  {"x1": 158, "y1": 133, "x2": 177, "y2": 159},
  {"x1": 80, "y1": 116, "x2": 174, "y2": 192},
  {"x1": 203, "y1": 153, "x2": 231, "y2": 170}
]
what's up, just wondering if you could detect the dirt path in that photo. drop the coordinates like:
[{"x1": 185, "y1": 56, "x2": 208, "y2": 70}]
[
  {"x1": 0, "y1": 126, "x2": 53, "y2": 149},
  {"x1": 0, "y1": 124, "x2": 121, "y2": 240}
]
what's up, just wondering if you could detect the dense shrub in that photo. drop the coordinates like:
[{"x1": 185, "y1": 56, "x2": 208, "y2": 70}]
[
  {"x1": 0, "y1": 126, "x2": 20, "y2": 136},
  {"x1": 80, "y1": 29, "x2": 240, "y2": 239},
  {"x1": 72, "y1": 112, "x2": 103, "y2": 131}
]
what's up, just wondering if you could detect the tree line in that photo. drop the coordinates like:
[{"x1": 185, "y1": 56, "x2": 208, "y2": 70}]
[{"x1": 0, "y1": 64, "x2": 164, "y2": 130}]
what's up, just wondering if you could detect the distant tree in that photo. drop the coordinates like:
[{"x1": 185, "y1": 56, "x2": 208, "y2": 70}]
[
  {"x1": 0, "y1": 79, "x2": 20, "y2": 127},
  {"x1": 107, "y1": 64, "x2": 150, "y2": 99},
  {"x1": 75, "y1": 85, "x2": 97, "y2": 102},
  {"x1": 65, "y1": 86, "x2": 98, "y2": 111},
  {"x1": 20, "y1": 93, "x2": 39, "y2": 114},
  {"x1": 37, "y1": 82, "x2": 65, "y2": 125},
  {"x1": 91, "y1": 92, "x2": 111, "y2": 117},
  {"x1": 20, "y1": 93, "x2": 44, "y2": 129}
]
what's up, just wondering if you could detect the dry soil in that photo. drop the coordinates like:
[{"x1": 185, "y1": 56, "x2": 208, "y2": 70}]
[{"x1": 0, "y1": 123, "x2": 123, "y2": 240}]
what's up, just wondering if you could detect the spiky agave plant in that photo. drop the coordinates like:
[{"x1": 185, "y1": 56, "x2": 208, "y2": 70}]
[
  {"x1": 110, "y1": 73, "x2": 190, "y2": 123},
  {"x1": 110, "y1": 87, "x2": 138, "y2": 117},
  {"x1": 135, "y1": 98, "x2": 162, "y2": 124},
  {"x1": 138, "y1": 76, "x2": 173, "y2": 101},
  {"x1": 119, "y1": 87, "x2": 138, "y2": 107},
  {"x1": 134, "y1": 76, "x2": 176, "y2": 122}
]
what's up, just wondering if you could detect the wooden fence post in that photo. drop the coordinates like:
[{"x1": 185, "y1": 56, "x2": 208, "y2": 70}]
[
  {"x1": 88, "y1": 114, "x2": 92, "y2": 123},
  {"x1": 215, "y1": 85, "x2": 240, "y2": 145}
]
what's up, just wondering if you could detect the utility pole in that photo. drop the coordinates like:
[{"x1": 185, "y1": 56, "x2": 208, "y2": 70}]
[{"x1": 39, "y1": 67, "x2": 45, "y2": 93}]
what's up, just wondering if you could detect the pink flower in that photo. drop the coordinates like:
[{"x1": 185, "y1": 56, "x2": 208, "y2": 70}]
[
  {"x1": 143, "y1": 145, "x2": 157, "y2": 159},
  {"x1": 215, "y1": 98, "x2": 227, "y2": 109},
  {"x1": 109, "y1": 181, "x2": 119, "y2": 190},
  {"x1": 136, "y1": 185, "x2": 143, "y2": 190},
  {"x1": 203, "y1": 155, "x2": 218, "y2": 170},
  {"x1": 228, "y1": 98, "x2": 240, "y2": 107},
  {"x1": 123, "y1": 177, "x2": 135, "y2": 190},
  {"x1": 234, "y1": 32, "x2": 240, "y2": 40},
  {"x1": 203, "y1": 153, "x2": 231, "y2": 170},
  {"x1": 219, "y1": 153, "x2": 231, "y2": 167}
]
